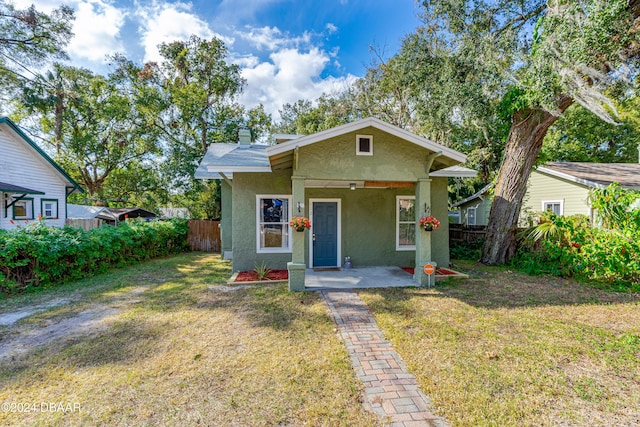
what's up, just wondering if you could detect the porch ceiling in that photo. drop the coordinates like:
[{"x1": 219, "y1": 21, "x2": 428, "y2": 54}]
[{"x1": 269, "y1": 152, "x2": 293, "y2": 170}]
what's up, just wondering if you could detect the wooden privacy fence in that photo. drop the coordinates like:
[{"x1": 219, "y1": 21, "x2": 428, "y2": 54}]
[
  {"x1": 449, "y1": 224, "x2": 487, "y2": 243},
  {"x1": 65, "y1": 218, "x2": 104, "y2": 230},
  {"x1": 188, "y1": 220, "x2": 221, "y2": 252}
]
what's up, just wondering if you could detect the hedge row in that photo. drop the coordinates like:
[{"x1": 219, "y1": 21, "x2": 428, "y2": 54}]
[{"x1": 0, "y1": 219, "x2": 189, "y2": 294}]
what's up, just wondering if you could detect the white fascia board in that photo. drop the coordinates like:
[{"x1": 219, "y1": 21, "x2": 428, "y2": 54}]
[
  {"x1": 265, "y1": 117, "x2": 467, "y2": 163},
  {"x1": 430, "y1": 166, "x2": 478, "y2": 177},
  {"x1": 206, "y1": 165, "x2": 272, "y2": 173},
  {"x1": 536, "y1": 167, "x2": 605, "y2": 189}
]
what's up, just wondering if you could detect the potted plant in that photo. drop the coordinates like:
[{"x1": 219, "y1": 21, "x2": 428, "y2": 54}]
[
  {"x1": 290, "y1": 216, "x2": 311, "y2": 232},
  {"x1": 419, "y1": 215, "x2": 441, "y2": 231}
]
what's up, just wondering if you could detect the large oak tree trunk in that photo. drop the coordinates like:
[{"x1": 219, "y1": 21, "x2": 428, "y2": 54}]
[{"x1": 480, "y1": 96, "x2": 573, "y2": 265}]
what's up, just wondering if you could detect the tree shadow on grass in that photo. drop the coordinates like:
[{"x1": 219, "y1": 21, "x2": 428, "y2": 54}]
[
  {"x1": 198, "y1": 283, "x2": 332, "y2": 331},
  {"x1": 0, "y1": 317, "x2": 162, "y2": 385},
  {"x1": 360, "y1": 267, "x2": 640, "y2": 312}
]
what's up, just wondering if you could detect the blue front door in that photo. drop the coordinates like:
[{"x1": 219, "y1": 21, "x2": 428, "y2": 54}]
[{"x1": 313, "y1": 202, "x2": 338, "y2": 267}]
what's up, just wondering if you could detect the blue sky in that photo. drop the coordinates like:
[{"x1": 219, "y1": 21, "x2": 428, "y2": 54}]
[{"x1": 17, "y1": 0, "x2": 421, "y2": 119}]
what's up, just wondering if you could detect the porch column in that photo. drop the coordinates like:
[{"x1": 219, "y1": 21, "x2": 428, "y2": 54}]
[
  {"x1": 288, "y1": 176, "x2": 306, "y2": 291},
  {"x1": 414, "y1": 178, "x2": 434, "y2": 286}
]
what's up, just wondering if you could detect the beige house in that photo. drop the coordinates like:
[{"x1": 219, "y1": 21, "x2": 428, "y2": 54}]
[{"x1": 454, "y1": 162, "x2": 640, "y2": 226}]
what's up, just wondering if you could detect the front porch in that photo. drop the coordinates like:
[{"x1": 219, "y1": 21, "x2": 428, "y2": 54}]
[{"x1": 305, "y1": 266, "x2": 417, "y2": 290}]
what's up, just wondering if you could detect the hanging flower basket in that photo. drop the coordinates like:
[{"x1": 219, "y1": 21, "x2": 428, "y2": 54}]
[
  {"x1": 419, "y1": 215, "x2": 441, "y2": 231},
  {"x1": 290, "y1": 216, "x2": 311, "y2": 232}
]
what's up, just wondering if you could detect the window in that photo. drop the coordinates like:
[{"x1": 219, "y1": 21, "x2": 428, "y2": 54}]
[
  {"x1": 41, "y1": 199, "x2": 58, "y2": 219},
  {"x1": 542, "y1": 200, "x2": 563, "y2": 215},
  {"x1": 467, "y1": 207, "x2": 477, "y2": 225},
  {"x1": 396, "y1": 196, "x2": 416, "y2": 250},
  {"x1": 13, "y1": 198, "x2": 34, "y2": 220},
  {"x1": 356, "y1": 134, "x2": 373, "y2": 156},
  {"x1": 257, "y1": 195, "x2": 291, "y2": 253}
]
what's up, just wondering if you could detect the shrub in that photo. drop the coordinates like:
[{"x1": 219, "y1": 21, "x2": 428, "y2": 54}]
[
  {"x1": 513, "y1": 212, "x2": 640, "y2": 291},
  {"x1": 0, "y1": 219, "x2": 189, "y2": 294}
]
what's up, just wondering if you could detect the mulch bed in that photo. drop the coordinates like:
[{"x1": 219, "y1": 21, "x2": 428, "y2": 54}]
[
  {"x1": 401, "y1": 267, "x2": 463, "y2": 276},
  {"x1": 234, "y1": 270, "x2": 288, "y2": 282}
]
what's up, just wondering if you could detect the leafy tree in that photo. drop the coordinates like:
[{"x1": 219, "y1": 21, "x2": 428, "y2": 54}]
[
  {"x1": 0, "y1": 2, "x2": 73, "y2": 105},
  {"x1": 398, "y1": 0, "x2": 640, "y2": 264},
  {"x1": 13, "y1": 64, "x2": 163, "y2": 206},
  {"x1": 541, "y1": 102, "x2": 640, "y2": 163},
  {"x1": 112, "y1": 36, "x2": 271, "y2": 218},
  {"x1": 274, "y1": 93, "x2": 359, "y2": 135}
]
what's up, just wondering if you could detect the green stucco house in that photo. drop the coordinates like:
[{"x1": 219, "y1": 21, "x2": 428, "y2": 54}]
[{"x1": 196, "y1": 118, "x2": 475, "y2": 290}]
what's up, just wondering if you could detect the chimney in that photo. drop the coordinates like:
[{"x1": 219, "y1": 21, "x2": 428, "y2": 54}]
[{"x1": 238, "y1": 128, "x2": 252, "y2": 145}]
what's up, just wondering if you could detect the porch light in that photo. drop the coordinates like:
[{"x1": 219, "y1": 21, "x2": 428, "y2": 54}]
[{"x1": 349, "y1": 183, "x2": 356, "y2": 190}]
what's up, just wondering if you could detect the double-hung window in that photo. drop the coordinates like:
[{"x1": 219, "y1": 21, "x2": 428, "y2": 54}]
[
  {"x1": 41, "y1": 199, "x2": 58, "y2": 219},
  {"x1": 542, "y1": 200, "x2": 563, "y2": 215},
  {"x1": 396, "y1": 196, "x2": 416, "y2": 250},
  {"x1": 467, "y1": 207, "x2": 477, "y2": 225},
  {"x1": 257, "y1": 195, "x2": 292, "y2": 253}
]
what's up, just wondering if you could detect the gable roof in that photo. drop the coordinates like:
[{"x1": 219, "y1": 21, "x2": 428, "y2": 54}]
[
  {"x1": 266, "y1": 117, "x2": 467, "y2": 164},
  {"x1": 0, "y1": 117, "x2": 83, "y2": 193},
  {"x1": 67, "y1": 204, "x2": 114, "y2": 220},
  {"x1": 537, "y1": 162, "x2": 640, "y2": 190},
  {"x1": 452, "y1": 184, "x2": 493, "y2": 208},
  {"x1": 197, "y1": 117, "x2": 471, "y2": 177}
]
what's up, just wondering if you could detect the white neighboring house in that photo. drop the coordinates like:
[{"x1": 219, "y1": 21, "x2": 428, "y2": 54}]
[{"x1": 0, "y1": 117, "x2": 83, "y2": 230}]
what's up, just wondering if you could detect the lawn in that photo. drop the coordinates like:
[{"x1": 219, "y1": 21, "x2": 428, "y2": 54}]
[
  {"x1": 0, "y1": 252, "x2": 376, "y2": 427},
  {"x1": 360, "y1": 260, "x2": 640, "y2": 427}
]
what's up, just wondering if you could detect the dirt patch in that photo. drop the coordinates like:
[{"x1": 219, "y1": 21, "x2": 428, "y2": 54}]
[
  {"x1": 0, "y1": 288, "x2": 148, "y2": 361},
  {"x1": 0, "y1": 298, "x2": 70, "y2": 326}
]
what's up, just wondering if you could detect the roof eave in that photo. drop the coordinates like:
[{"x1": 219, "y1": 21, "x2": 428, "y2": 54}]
[
  {"x1": 0, "y1": 117, "x2": 84, "y2": 193},
  {"x1": 265, "y1": 117, "x2": 467, "y2": 163},
  {"x1": 536, "y1": 166, "x2": 606, "y2": 190}
]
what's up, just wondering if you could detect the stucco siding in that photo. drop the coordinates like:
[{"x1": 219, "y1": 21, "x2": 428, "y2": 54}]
[
  {"x1": 522, "y1": 170, "x2": 591, "y2": 222},
  {"x1": 230, "y1": 171, "x2": 451, "y2": 271},
  {"x1": 431, "y1": 177, "x2": 450, "y2": 268},
  {"x1": 306, "y1": 187, "x2": 416, "y2": 268},
  {"x1": 297, "y1": 127, "x2": 439, "y2": 182},
  {"x1": 231, "y1": 170, "x2": 293, "y2": 272},
  {"x1": 220, "y1": 180, "x2": 233, "y2": 256},
  {"x1": 0, "y1": 126, "x2": 68, "y2": 230}
]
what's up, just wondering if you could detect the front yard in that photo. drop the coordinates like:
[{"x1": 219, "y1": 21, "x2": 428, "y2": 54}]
[
  {"x1": 361, "y1": 261, "x2": 640, "y2": 426},
  {"x1": 0, "y1": 253, "x2": 375, "y2": 426},
  {"x1": 1, "y1": 253, "x2": 638, "y2": 426}
]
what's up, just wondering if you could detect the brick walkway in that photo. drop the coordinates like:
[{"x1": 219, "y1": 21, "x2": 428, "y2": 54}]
[{"x1": 320, "y1": 290, "x2": 447, "y2": 427}]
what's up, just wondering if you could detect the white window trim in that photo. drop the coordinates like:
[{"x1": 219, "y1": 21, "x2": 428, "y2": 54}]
[
  {"x1": 356, "y1": 134, "x2": 373, "y2": 156},
  {"x1": 256, "y1": 194, "x2": 292, "y2": 254},
  {"x1": 41, "y1": 199, "x2": 59, "y2": 219},
  {"x1": 396, "y1": 195, "x2": 416, "y2": 251},
  {"x1": 309, "y1": 198, "x2": 342, "y2": 268},
  {"x1": 541, "y1": 199, "x2": 564, "y2": 215},
  {"x1": 467, "y1": 206, "x2": 477, "y2": 226}
]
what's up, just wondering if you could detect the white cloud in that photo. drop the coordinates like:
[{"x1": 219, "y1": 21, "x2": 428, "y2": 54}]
[
  {"x1": 239, "y1": 47, "x2": 357, "y2": 119},
  {"x1": 326, "y1": 23, "x2": 338, "y2": 34},
  {"x1": 68, "y1": 0, "x2": 125, "y2": 62},
  {"x1": 134, "y1": 1, "x2": 233, "y2": 63},
  {"x1": 237, "y1": 26, "x2": 313, "y2": 51},
  {"x1": 12, "y1": 0, "x2": 125, "y2": 63}
]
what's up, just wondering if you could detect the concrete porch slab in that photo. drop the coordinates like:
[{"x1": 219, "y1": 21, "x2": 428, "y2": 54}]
[{"x1": 305, "y1": 267, "x2": 418, "y2": 290}]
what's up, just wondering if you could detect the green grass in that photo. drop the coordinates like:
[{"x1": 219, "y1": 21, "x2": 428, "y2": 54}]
[
  {"x1": 0, "y1": 253, "x2": 376, "y2": 427},
  {"x1": 360, "y1": 260, "x2": 640, "y2": 426}
]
